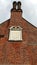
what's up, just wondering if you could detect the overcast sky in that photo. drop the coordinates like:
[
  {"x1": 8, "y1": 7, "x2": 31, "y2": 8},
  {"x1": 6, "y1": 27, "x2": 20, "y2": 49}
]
[{"x1": 0, "y1": 0, "x2": 37, "y2": 27}]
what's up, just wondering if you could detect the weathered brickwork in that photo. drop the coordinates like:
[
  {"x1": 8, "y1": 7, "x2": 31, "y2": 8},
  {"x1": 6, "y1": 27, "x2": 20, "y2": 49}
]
[{"x1": 0, "y1": 1, "x2": 37, "y2": 65}]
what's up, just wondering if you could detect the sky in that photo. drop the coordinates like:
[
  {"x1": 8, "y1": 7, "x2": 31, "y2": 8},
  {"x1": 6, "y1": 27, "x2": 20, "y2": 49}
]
[{"x1": 0, "y1": 0, "x2": 37, "y2": 27}]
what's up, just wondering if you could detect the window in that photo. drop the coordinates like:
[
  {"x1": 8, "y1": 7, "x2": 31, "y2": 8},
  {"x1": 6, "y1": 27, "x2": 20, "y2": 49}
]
[{"x1": 9, "y1": 26, "x2": 22, "y2": 41}]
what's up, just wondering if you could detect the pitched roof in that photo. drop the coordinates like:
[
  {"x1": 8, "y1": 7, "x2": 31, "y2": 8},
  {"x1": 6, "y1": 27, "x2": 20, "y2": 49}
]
[{"x1": 0, "y1": 18, "x2": 37, "y2": 45}]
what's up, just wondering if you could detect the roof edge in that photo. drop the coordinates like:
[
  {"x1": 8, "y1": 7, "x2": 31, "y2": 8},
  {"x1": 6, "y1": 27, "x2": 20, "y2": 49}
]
[
  {"x1": 0, "y1": 19, "x2": 10, "y2": 26},
  {"x1": 22, "y1": 17, "x2": 37, "y2": 29}
]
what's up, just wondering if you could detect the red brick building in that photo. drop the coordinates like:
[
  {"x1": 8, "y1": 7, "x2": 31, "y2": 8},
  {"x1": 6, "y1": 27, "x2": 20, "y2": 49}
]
[{"x1": 0, "y1": 1, "x2": 37, "y2": 65}]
